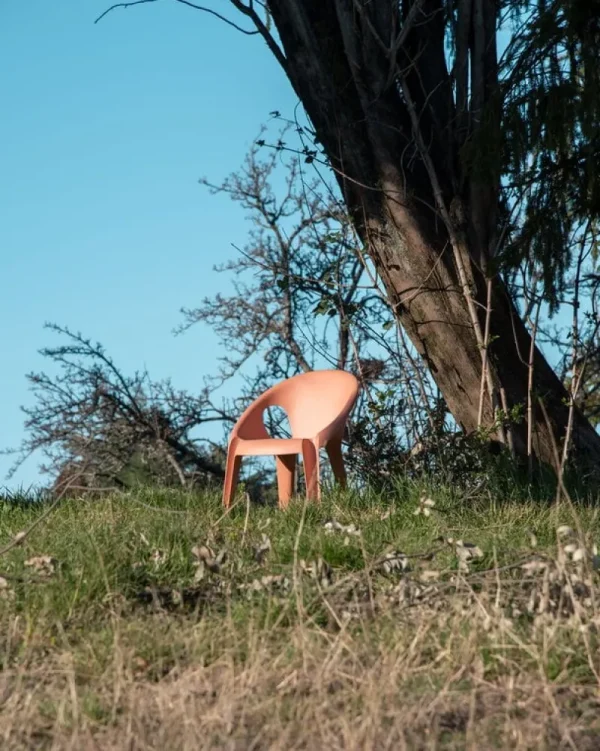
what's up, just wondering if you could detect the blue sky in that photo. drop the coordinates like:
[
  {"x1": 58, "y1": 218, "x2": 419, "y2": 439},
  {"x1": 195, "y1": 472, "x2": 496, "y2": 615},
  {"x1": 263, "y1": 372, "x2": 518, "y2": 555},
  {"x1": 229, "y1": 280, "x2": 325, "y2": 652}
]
[{"x1": 0, "y1": 0, "x2": 297, "y2": 487}]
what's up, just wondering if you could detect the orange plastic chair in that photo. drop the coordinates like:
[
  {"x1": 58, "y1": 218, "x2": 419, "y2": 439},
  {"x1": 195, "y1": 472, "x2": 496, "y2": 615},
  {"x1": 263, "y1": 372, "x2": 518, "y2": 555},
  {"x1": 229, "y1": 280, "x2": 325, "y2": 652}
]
[{"x1": 222, "y1": 370, "x2": 359, "y2": 508}]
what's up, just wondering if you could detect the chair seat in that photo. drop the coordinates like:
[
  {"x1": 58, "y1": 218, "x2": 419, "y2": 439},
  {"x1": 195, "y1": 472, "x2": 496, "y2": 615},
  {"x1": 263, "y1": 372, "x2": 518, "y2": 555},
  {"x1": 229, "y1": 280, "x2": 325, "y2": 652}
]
[{"x1": 235, "y1": 437, "x2": 306, "y2": 456}]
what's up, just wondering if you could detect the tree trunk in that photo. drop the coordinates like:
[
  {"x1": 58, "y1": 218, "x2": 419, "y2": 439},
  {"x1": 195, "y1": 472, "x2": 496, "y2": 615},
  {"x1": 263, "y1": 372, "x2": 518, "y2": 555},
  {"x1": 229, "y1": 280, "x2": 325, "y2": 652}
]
[{"x1": 257, "y1": 0, "x2": 600, "y2": 467}]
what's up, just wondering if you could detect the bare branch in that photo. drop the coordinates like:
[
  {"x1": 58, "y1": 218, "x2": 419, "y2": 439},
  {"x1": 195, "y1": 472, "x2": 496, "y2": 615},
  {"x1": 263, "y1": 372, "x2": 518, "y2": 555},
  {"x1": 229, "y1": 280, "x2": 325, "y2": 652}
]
[{"x1": 95, "y1": 0, "x2": 260, "y2": 36}]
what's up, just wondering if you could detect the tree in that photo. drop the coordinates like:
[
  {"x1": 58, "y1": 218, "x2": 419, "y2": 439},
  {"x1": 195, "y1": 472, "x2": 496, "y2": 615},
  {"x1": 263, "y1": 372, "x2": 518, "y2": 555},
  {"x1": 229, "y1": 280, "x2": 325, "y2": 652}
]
[
  {"x1": 97, "y1": 0, "x2": 600, "y2": 470},
  {"x1": 3, "y1": 325, "x2": 231, "y2": 492}
]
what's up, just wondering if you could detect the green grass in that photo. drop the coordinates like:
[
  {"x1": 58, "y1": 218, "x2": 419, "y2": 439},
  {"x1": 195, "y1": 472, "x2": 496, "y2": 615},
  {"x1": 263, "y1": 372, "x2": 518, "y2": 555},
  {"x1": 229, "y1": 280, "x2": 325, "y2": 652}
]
[{"x1": 1, "y1": 483, "x2": 600, "y2": 749}]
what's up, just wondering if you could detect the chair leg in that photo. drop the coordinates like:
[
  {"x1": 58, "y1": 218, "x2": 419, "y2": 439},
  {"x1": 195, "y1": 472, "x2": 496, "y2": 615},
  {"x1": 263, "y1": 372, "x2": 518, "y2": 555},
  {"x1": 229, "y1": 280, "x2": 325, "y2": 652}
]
[
  {"x1": 222, "y1": 453, "x2": 242, "y2": 508},
  {"x1": 326, "y1": 438, "x2": 347, "y2": 488},
  {"x1": 276, "y1": 454, "x2": 296, "y2": 509},
  {"x1": 302, "y1": 440, "x2": 320, "y2": 502}
]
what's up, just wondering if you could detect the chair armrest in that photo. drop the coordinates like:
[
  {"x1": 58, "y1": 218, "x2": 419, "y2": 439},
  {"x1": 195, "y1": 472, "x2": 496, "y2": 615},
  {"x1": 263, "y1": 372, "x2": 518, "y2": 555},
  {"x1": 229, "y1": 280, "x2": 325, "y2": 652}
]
[
  {"x1": 315, "y1": 414, "x2": 346, "y2": 448},
  {"x1": 315, "y1": 393, "x2": 357, "y2": 447},
  {"x1": 230, "y1": 392, "x2": 272, "y2": 441}
]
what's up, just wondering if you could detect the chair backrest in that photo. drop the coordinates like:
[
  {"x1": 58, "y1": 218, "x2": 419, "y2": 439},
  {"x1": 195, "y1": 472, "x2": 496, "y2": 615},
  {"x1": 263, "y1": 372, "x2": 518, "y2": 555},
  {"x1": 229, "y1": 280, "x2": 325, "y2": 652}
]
[{"x1": 265, "y1": 370, "x2": 359, "y2": 438}]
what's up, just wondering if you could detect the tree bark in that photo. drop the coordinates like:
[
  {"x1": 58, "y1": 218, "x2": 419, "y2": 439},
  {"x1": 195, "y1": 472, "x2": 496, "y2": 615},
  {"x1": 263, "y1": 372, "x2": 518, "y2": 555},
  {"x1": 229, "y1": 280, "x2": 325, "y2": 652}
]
[{"x1": 247, "y1": 0, "x2": 600, "y2": 467}]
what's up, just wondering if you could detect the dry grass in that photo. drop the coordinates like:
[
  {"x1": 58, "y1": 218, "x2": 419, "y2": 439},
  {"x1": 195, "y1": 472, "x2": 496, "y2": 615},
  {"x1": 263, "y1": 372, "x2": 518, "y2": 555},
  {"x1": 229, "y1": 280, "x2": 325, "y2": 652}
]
[{"x1": 1, "y1": 484, "x2": 600, "y2": 749}]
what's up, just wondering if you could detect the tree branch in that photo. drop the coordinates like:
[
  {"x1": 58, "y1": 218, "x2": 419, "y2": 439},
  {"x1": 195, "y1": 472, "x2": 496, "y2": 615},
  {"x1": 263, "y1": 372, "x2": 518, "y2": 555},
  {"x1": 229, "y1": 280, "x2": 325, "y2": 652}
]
[
  {"x1": 228, "y1": 0, "x2": 288, "y2": 71},
  {"x1": 95, "y1": 0, "x2": 260, "y2": 36}
]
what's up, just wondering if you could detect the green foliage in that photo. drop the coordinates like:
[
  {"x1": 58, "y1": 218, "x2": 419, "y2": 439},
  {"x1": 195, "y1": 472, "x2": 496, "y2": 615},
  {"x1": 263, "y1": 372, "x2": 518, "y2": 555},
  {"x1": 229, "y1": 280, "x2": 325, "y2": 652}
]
[
  {"x1": 347, "y1": 391, "x2": 521, "y2": 495},
  {"x1": 500, "y1": 0, "x2": 600, "y2": 307}
]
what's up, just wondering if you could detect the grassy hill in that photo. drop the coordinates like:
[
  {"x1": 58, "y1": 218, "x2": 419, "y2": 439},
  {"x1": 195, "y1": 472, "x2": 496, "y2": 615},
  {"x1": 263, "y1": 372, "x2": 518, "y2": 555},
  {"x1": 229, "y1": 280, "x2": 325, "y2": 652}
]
[{"x1": 1, "y1": 483, "x2": 600, "y2": 749}]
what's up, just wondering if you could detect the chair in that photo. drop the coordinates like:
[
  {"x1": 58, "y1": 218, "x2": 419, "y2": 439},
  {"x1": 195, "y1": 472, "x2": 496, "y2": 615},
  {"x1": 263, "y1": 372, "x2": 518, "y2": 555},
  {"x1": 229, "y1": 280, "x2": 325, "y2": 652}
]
[{"x1": 222, "y1": 370, "x2": 360, "y2": 508}]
